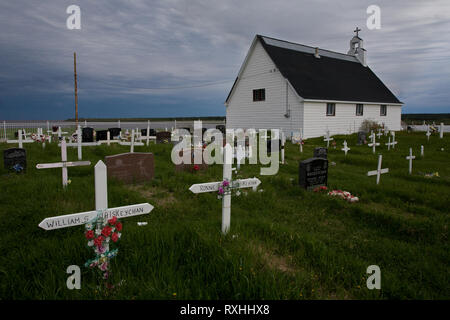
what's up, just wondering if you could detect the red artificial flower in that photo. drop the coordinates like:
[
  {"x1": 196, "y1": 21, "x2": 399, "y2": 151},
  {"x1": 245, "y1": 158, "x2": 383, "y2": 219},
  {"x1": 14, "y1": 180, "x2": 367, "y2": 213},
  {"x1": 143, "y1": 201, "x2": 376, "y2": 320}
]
[
  {"x1": 85, "y1": 230, "x2": 94, "y2": 239},
  {"x1": 193, "y1": 165, "x2": 199, "y2": 171},
  {"x1": 115, "y1": 222, "x2": 122, "y2": 232},
  {"x1": 111, "y1": 232, "x2": 119, "y2": 243},
  {"x1": 108, "y1": 216, "x2": 117, "y2": 225},
  {"x1": 101, "y1": 226, "x2": 112, "y2": 237},
  {"x1": 94, "y1": 236, "x2": 104, "y2": 247}
]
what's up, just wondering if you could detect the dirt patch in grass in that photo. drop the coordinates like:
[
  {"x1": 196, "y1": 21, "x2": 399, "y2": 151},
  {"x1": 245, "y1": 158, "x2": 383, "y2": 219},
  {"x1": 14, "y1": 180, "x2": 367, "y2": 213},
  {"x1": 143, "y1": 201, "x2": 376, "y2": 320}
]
[
  {"x1": 249, "y1": 241, "x2": 298, "y2": 275},
  {"x1": 126, "y1": 185, "x2": 177, "y2": 208}
]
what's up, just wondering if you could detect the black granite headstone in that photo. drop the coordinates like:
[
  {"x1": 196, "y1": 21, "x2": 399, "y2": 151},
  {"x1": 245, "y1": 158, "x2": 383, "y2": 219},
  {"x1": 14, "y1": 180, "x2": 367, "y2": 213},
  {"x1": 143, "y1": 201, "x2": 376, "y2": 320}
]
[
  {"x1": 156, "y1": 131, "x2": 172, "y2": 144},
  {"x1": 82, "y1": 127, "x2": 94, "y2": 142},
  {"x1": 141, "y1": 128, "x2": 156, "y2": 136},
  {"x1": 357, "y1": 131, "x2": 367, "y2": 145},
  {"x1": 108, "y1": 128, "x2": 121, "y2": 139},
  {"x1": 3, "y1": 148, "x2": 27, "y2": 172},
  {"x1": 313, "y1": 147, "x2": 328, "y2": 159},
  {"x1": 96, "y1": 130, "x2": 108, "y2": 141},
  {"x1": 299, "y1": 157, "x2": 328, "y2": 190}
]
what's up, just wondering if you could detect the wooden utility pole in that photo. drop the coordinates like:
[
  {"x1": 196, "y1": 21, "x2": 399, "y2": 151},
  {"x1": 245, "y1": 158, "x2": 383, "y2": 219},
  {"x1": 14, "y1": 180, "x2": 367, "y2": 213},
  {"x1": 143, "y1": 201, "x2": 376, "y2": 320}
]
[{"x1": 74, "y1": 52, "x2": 78, "y2": 125}]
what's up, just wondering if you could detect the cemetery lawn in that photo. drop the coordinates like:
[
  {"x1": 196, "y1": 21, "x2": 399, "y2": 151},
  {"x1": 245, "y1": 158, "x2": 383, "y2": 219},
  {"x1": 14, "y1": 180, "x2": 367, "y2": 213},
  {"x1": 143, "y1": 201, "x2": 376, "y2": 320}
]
[{"x1": 0, "y1": 131, "x2": 449, "y2": 300}]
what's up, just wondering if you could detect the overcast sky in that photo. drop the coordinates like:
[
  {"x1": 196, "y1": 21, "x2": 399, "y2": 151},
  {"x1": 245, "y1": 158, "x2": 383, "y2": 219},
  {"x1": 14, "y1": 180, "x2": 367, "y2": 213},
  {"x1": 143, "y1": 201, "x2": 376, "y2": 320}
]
[{"x1": 1, "y1": 0, "x2": 449, "y2": 120}]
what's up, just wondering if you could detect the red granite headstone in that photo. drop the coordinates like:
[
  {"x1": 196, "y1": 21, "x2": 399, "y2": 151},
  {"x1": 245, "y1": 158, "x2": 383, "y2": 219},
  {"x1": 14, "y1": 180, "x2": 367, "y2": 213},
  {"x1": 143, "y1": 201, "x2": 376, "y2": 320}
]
[{"x1": 105, "y1": 152, "x2": 154, "y2": 183}]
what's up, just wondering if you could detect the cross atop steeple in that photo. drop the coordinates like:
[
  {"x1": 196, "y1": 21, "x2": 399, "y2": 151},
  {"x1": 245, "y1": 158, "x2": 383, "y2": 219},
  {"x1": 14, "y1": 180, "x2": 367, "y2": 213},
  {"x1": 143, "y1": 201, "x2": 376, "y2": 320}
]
[{"x1": 354, "y1": 27, "x2": 361, "y2": 37}]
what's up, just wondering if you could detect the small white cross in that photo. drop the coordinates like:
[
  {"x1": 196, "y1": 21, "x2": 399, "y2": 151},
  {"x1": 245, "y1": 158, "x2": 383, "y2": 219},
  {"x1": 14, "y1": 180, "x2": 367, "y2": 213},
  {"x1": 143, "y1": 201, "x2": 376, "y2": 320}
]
[
  {"x1": 406, "y1": 148, "x2": 415, "y2": 175},
  {"x1": 367, "y1": 154, "x2": 389, "y2": 185},
  {"x1": 341, "y1": 140, "x2": 350, "y2": 156},
  {"x1": 440, "y1": 123, "x2": 444, "y2": 139},
  {"x1": 323, "y1": 130, "x2": 334, "y2": 148},
  {"x1": 421, "y1": 145, "x2": 424, "y2": 157},
  {"x1": 36, "y1": 139, "x2": 91, "y2": 187},
  {"x1": 368, "y1": 132, "x2": 380, "y2": 154},
  {"x1": 7, "y1": 129, "x2": 34, "y2": 148},
  {"x1": 426, "y1": 126, "x2": 431, "y2": 141}
]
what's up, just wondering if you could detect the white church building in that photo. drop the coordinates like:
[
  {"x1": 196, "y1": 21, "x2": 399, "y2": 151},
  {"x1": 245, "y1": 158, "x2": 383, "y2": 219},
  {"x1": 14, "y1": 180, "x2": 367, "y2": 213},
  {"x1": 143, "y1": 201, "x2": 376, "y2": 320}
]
[{"x1": 225, "y1": 31, "x2": 403, "y2": 139}]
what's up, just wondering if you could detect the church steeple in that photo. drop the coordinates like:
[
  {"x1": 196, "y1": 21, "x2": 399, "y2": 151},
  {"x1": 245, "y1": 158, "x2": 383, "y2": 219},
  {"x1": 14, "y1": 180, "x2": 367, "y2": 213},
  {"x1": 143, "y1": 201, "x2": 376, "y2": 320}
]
[{"x1": 347, "y1": 27, "x2": 367, "y2": 66}]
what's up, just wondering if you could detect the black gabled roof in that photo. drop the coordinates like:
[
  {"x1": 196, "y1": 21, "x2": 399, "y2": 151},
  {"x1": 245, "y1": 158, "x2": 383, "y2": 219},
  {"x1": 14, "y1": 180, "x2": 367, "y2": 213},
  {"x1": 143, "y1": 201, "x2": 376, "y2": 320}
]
[{"x1": 226, "y1": 35, "x2": 402, "y2": 104}]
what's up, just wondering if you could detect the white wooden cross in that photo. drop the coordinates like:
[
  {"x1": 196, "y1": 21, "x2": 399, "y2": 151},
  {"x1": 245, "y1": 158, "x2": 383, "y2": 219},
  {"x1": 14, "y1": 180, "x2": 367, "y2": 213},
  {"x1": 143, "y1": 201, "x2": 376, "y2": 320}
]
[
  {"x1": 280, "y1": 130, "x2": 285, "y2": 164},
  {"x1": 323, "y1": 130, "x2": 334, "y2": 148},
  {"x1": 98, "y1": 130, "x2": 121, "y2": 146},
  {"x1": 440, "y1": 123, "x2": 444, "y2": 139},
  {"x1": 368, "y1": 132, "x2": 380, "y2": 154},
  {"x1": 369, "y1": 130, "x2": 375, "y2": 143},
  {"x1": 189, "y1": 144, "x2": 261, "y2": 234},
  {"x1": 59, "y1": 127, "x2": 99, "y2": 159},
  {"x1": 386, "y1": 136, "x2": 392, "y2": 150},
  {"x1": 376, "y1": 129, "x2": 383, "y2": 139},
  {"x1": 421, "y1": 145, "x2": 424, "y2": 157},
  {"x1": 7, "y1": 129, "x2": 34, "y2": 148},
  {"x1": 426, "y1": 125, "x2": 431, "y2": 141},
  {"x1": 391, "y1": 131, "x2": 398, "y2": 149},
  {"x1": 367, "y1": 154, "x2": 389, "y2": 185},
  {"x1": 38, "y1": 161, "x2": 154, "y2": 230},
  {"x1": 119, "y1": 129, "x2": 144, "y2": 152},
  {"x1": 36, "y1": 139, "x2": 91, "y2": 187},
  {"x1": 341, "y1": 140, "x2": 350, "y2": 156},
  {"x1": 406, "y1": 148, "x2": 415, "y2": 175},
  {"x1": 139, "y1": 121, "x2": 156, "y2": 146}
]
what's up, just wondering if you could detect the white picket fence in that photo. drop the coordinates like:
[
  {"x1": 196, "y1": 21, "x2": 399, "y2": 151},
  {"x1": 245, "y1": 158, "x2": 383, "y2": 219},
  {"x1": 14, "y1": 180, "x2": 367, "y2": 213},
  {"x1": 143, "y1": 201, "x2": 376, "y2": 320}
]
[
  {"x1": 407, "y1": 124, "x2": 450, "y2": 132},
  {"x1": 0, "y1": 119, "x2": 226, "y2": 140}
]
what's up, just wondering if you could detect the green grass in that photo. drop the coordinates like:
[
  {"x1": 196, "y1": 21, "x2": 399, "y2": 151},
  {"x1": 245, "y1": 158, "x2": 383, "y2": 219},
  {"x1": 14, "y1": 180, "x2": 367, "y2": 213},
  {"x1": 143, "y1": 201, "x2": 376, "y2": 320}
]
[{"x1": 0, "y1": 131, "x2": 449, "y2": 299}]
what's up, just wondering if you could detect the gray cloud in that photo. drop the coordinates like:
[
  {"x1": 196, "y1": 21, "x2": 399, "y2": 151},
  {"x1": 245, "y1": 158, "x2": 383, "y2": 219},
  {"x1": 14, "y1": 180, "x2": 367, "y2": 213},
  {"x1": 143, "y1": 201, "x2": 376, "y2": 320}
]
[{"x1": 0, "y1": 0, "x2": 449, "y2": 117}]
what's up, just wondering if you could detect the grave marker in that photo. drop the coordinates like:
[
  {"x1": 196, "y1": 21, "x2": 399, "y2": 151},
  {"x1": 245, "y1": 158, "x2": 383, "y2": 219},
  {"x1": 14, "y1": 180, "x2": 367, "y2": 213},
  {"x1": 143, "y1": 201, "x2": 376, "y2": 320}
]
[
  {"x1": 406, "y1": 148, "x2": 415, "y2": 174},
  {"x1": 357, "y1": 131, "x2": 366, "y2": 145},
  {"x1": 188, "y1": 144, "x2": 261, "y2": 234},
  {"x1": 3, "y1": 148, "x2": 27, "y2": 172},
  {"x1": 368, "y1": 132, "x2": 380, "y2": 154},
  {"x1": 105, "y1": 152, "x2": 154, "y2": 184},
  {"x1": 7, "y1": 129, "x2": 34, "y2": 148},
  {"x1": 440, "y1": 123, "x2": 444, "y2": 139},
  {"x1": 341, "y1": 140, "x2": 350, "y2": 156},
  {"x1": 313, "y1": 147, "x2": 327, "y2": 159},
  {"x1": 38, "y1": 160, "x2": 154, "y2": 230},
  {"x1": 36, "y1": 140, "x2": 91, "y2": 187},
  {"x1": 367, "y1": 154, "x2": 389, "y2": 184},
  {"x1": 324, "y1": 130, "x2": 334, "y2": 148},
  {"x1": 299, "y1": 157, "x2": 328, "y2": 190}
]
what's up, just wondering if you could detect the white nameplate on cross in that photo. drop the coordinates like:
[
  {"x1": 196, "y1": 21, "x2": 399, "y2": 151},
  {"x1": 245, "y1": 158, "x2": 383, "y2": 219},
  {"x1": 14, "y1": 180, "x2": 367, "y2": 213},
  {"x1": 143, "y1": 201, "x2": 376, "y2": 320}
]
[
  {"x1": 39, "y1": 160, "x2": 154, "y2": 230},
  {"x1": 367, "y1": 154, "x2": 389, "y2": 185},
  {"x1": 188, "y1": 144, "x2": 261, "y2": 234},
  {"x1": 36, "y1": 140, "x2": 91, "y2": 187}
]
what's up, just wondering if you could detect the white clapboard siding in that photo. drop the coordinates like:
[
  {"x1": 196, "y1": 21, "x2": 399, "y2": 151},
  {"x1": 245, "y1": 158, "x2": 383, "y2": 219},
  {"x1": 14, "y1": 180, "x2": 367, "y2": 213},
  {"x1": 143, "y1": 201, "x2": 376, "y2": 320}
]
[
  {"x1": 226, "y1": 41, "x2": 303, "y2": 137},
  {"x1": 303, "y1": 102, "x2": 402, "y2": 139}
]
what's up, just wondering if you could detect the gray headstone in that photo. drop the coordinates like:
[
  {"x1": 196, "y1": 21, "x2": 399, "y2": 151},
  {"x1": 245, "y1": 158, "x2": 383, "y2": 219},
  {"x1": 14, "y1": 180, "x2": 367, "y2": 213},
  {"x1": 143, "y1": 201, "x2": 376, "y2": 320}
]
[
  {"x1": 357, "y1": 131, "x2": 366, "y2": 145},
  {"x1": 313, "y1": 147, "x2": 327, "y2": 159}
]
